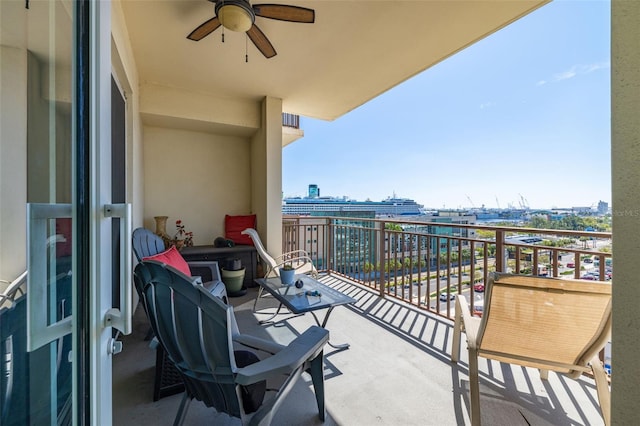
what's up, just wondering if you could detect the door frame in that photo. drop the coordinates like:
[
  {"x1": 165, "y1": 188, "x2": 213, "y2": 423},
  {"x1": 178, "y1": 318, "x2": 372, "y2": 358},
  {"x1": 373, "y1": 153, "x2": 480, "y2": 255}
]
[{"x1": 75, "y1": 1, "x2": 117, "y2": 423}]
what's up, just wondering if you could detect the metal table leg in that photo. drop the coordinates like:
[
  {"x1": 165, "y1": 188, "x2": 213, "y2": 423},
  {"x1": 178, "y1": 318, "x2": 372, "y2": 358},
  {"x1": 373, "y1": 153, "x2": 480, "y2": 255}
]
[{"x1": 309, "y1": 307, "x2": 350, "y2": 350}]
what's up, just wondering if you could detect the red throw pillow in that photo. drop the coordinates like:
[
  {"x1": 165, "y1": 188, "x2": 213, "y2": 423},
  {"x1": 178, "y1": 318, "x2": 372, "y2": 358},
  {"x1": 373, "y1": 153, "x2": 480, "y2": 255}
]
[
  {"x1": 225, "y1": 214, "x2": 256, "y2": 245},
  {"x1": 143, "y1": 246, "x2": 191, "y2": 277},
  {"x1": 55, "y1": 218, "x2": 73, "y2": 258}
]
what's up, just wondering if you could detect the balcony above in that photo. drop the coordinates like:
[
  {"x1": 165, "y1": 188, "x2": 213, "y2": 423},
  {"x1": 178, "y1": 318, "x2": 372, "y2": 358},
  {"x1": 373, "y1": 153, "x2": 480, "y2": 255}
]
[{"x1": 283, "y1": 113, "x2": 303, "y2": 147}]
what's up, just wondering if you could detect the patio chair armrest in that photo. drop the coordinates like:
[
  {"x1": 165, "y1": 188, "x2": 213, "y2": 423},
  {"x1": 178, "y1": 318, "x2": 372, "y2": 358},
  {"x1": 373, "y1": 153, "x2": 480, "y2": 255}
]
[
  {"x1": 235, "y1": 326, "x2": 329, "y2": 386},
  {"x1": 274, "y1": 251, "x2": 312, "y2": 264},
  {"x1": 233, "y1": 333, "x2": 286, "y2": 355},
  {"x1": 265, "y1": 256, "x2": 317, "y2": 278},
  {"x1": 281, "y1": 249, "x2": 311, "y2": 259},
  {"x1": 456, "y1": 295, "x2": 480, "y2": 349},
  {"x1": 0, "y1": 271, "x2": 28, "y2": 305},
  {"x1": 272, "y1": 257, "x2": 314, "y2": 271},
  {"x1": 185, "y1": 260, "x2": 221, "y2": 282}
]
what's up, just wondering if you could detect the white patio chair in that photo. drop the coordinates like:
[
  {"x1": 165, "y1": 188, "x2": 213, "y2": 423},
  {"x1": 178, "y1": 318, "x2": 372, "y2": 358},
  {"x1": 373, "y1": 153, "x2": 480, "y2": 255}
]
[{"x1": 241, "y1": 228, "x2": 318, "y2": 314}]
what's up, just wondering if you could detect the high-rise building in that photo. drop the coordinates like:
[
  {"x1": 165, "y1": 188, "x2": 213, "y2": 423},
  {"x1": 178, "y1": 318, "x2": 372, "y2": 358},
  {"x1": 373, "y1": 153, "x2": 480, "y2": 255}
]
[{"x1": 598, "y1": 200, "x2": 609, "y2": 215}]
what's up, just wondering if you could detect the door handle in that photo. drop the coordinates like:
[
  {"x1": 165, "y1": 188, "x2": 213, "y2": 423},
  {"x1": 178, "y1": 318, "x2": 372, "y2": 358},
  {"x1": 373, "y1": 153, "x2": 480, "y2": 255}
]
[
  {"x1": 103, "y1": 203, "x2": 133, "y2": 335},
  {"x1": 27, "y1": 203, "x2": 73, "y2": 352}
]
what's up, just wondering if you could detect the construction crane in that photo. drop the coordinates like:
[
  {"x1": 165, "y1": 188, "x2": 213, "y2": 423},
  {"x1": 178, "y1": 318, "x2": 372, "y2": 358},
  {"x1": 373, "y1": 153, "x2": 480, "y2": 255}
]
[
  {"x1": 466, "y1": 195, "x2": 476, "y2": 208},
  {"x1": 495, "y1": 196, "x2": 500, "y2": 209},
  {"x1": 518, "y1": 194, "x2": 529, "y2": 210}
]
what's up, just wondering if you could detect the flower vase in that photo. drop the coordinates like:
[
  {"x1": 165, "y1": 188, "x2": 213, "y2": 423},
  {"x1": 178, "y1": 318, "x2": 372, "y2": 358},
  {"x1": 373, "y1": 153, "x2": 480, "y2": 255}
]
[
  {"x1": 154, "y1": 216, "x2": 172, "y2": 248},
  {"x1": 174, "y1": 239, "x2": 185, "y2": 250}
]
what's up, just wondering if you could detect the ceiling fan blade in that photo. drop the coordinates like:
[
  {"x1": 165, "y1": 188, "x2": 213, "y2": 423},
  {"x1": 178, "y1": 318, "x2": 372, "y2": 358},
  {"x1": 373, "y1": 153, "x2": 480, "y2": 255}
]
[
  {"x1": 247, "y1": 24, "x2": 277, "y2": 58},
  {"x1": 253, "y1": 4, "x2": 315, "y2": 23},
  {"x1": 187, "y1": 17, "x2": 221, "y2": 41}
]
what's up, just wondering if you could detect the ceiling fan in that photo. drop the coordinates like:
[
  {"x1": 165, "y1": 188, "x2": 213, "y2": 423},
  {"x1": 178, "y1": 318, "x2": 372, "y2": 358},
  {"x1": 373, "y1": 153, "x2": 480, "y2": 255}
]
[{"x1": 187, "y1": 0, "x2": 315, "y2": 59}]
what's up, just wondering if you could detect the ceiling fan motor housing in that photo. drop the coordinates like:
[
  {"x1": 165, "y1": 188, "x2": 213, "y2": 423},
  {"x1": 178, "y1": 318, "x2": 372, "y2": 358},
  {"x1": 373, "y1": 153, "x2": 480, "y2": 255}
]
[
  {"x1": 190, "y1": 1, "x2": 315, "y2": 59},
  {"x1": 215, "y1": 0, "x2": 255, "y2": 32}
]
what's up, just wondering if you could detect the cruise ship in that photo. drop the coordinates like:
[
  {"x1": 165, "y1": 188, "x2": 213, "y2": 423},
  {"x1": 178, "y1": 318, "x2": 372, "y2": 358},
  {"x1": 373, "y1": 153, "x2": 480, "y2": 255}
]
[{"x1": 282, "y1": 185, "x2": 425, "y2": 217}]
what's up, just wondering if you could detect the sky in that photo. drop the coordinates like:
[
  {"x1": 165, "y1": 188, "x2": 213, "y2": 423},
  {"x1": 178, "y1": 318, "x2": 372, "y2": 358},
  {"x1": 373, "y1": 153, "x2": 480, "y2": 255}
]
[{"x1": 282, "y1": 0, "x2": 611, "y2": 210}]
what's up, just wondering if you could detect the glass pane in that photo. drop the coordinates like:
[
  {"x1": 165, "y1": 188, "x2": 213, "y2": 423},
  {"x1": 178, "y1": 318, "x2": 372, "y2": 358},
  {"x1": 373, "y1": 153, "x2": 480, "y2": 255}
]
[{"x1": 1, "y1": 0, "x2": 74, "y2": 424}]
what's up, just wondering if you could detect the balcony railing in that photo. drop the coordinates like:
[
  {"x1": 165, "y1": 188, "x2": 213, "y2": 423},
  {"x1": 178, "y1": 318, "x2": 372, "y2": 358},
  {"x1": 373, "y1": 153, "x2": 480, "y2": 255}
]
[
  {"x1": 282, "y1": 216, "x2": 612, "y2": 322},
  {"x1": 282, "y1": 113, "x2": 300, "y2": 129}
]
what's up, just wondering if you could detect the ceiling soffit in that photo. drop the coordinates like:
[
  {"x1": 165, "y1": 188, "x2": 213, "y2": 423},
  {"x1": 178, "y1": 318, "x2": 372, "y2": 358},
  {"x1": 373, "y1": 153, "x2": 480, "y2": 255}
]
[{"x1": 122, "y1": 1, "x2": 550, "y2": 122}]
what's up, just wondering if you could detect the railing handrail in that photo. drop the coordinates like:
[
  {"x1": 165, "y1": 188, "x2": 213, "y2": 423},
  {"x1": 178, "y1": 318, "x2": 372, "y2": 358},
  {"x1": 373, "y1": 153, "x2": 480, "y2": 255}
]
[
  {"x1": 282, "y1": 214, "x2": 612, "y2": 287},
  {"x1": 285, "y1": 214, "x2": 611, "y2": 238}
]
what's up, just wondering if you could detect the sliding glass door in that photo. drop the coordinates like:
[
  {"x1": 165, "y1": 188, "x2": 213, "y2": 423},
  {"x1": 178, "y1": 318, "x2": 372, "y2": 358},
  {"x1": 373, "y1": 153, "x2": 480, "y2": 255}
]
[{"x1": 1, "y1": 2, "x2": 130, "y2": 424}]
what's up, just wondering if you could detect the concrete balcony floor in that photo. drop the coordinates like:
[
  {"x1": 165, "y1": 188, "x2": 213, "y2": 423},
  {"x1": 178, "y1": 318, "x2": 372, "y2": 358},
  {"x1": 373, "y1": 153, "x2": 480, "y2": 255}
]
[{"x1": 113, "y1": 274, "x2": 606, "y2": 425}]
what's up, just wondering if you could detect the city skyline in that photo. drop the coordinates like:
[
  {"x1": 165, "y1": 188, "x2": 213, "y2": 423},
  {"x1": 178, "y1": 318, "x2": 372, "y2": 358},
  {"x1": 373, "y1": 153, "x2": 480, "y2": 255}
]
[
  {"x1": 283, "y1": 0, "x2": 611, "y2": 210},
  {"x1": 282, "y1": 183, "x2": 607, "y2": 212}
]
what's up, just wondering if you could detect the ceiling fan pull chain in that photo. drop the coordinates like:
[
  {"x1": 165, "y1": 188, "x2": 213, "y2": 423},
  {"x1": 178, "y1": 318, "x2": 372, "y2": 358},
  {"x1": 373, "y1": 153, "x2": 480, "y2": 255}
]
[
  {"x1": 222, "y1": 26, "x2": 225, "y2": 43},
  {"x1": 245, "y1": 34, "x2": 249, "y2": 63}
]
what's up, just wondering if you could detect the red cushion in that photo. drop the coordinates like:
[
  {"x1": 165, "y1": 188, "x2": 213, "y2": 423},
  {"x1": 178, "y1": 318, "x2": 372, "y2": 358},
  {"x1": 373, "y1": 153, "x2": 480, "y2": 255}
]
[
  {"x1": 143, "y1": 246, "x2": 191, "y2": 276},
  {"x1": 225, "y1": 214, "x2": 256, "y2": 245},
  {"x1": 55, "y1": 218, "x2": 73, "y2": 258}
]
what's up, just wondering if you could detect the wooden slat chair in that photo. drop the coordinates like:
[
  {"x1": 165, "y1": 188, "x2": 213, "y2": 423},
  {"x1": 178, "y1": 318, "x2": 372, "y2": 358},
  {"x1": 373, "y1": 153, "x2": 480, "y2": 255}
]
[{"x1": 451, "y1": 272, "x2": 611, "y2": 426}]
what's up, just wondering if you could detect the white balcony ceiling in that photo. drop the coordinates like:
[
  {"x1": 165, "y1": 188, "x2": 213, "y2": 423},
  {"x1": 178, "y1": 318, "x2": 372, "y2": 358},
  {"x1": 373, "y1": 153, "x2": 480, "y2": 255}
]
[{"x1": 121, "y1": 0, "x2": 549, "y2": 121}]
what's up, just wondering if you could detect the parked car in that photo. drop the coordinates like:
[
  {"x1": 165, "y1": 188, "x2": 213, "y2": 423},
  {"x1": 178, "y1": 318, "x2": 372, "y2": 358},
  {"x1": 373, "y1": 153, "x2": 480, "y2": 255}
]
[
  {"x1": 439, "y1": 292, "x2": 455, "y2": 302},
  {"x1": 473, "y1": 283, "x2": 485, "y2": 292},
  {"x1": 472, "y1": 300, "x2": 484, "y2": 317},
  {"x1": 567, "y1": 262, "x2": 575, "y2": 268}
]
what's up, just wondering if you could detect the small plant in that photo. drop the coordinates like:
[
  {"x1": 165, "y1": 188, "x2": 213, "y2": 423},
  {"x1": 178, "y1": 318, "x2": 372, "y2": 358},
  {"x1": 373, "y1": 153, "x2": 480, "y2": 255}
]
[
  {"x1": 174, "y1": 219, "x2": 194, "y2": 247},
  {"x1": 279, "y1": 263, "x2": 295, "y2": 285}
]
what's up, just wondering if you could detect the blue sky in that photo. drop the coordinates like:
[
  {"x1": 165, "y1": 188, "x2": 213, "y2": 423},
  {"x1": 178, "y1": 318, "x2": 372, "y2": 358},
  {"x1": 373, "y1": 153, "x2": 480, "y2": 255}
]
[{"x1": 283, "y1": 0, "x2": 610, "y2": 210}]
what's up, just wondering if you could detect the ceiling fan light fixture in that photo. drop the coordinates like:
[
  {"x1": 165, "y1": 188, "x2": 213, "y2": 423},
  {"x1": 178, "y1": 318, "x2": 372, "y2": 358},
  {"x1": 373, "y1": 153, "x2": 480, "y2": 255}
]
[{"x1": 217, "y1": 1, "x2": 254, "y2": 32}]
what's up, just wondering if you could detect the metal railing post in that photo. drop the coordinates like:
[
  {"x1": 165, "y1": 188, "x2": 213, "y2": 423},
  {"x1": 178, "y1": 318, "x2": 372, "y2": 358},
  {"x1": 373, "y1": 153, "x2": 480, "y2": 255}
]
[
  {"x1": 495, "y1": 229, "x2": 505, "y2": 272},
  {"x1": 378, "y1": 221, "x2": 386, "y2": 297},
  {"x1": 327, "y1": 218, "x2": 334, "y2": 273}
]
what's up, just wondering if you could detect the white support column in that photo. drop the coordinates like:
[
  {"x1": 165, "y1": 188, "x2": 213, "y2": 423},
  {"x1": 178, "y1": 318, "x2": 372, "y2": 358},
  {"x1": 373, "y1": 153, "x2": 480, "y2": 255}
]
[{"x1": 251, "y1": 96, "x2": 283, "y2": 255}]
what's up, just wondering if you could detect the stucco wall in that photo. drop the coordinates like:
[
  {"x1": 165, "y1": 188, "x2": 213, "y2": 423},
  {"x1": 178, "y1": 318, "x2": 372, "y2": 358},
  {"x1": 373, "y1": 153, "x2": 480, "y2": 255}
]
[
  {"x1": 143, "y1": 126, "x2": 252, "y2": 245},
  {"x1": 0, "y1": 45, "x2": 27, "y2": 283},
  {"x1": 611, "y1": 1, "x2": 640, "y2": 423},
  {"x1": 112, "y1": 1, "x2": 143, "y2": 229}
]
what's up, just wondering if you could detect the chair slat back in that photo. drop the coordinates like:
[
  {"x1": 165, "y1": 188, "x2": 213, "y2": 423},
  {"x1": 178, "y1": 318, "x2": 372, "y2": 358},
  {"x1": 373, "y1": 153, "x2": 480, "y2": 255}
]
[
  {"x1": 132, "y1": 228, "x2": 165, "y2": 261},
  {"x1": 478, "y1": 273, "x2": 611, "y2": 376},
  {"x1": 241, "y1": 228, "x2": 278, "y2": 272},
  {"x1": 135, "y1": 261, "x2": 242, "y2": 416}
]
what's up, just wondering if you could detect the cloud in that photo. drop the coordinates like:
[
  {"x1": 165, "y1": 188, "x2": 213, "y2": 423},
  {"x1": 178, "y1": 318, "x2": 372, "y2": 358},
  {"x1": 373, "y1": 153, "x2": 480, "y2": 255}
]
[
  {"x1": 583, "y1": 61, "x2": 610, "y2": 73},
  {"x1": 554, "y1": 69, "x2": 577, "y2": 81},
  {"x1": 540, "y1": 61, "x2": 610, "y2": 85},
  {"x1": 480, "y1": 101, "x2": 496, "y2": 109}
]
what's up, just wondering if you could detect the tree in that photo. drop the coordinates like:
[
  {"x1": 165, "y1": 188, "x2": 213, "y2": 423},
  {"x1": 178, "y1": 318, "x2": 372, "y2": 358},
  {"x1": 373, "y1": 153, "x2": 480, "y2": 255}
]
[
  {"x1": 385, "y1": 223, "x2": 403, "y2": 231},
  {"x1": 475, "y1": 229, "x2": 494, "y2": 239},
  {"x1": 403, "y1": 257, "x2": 413, "y2": 272}
]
